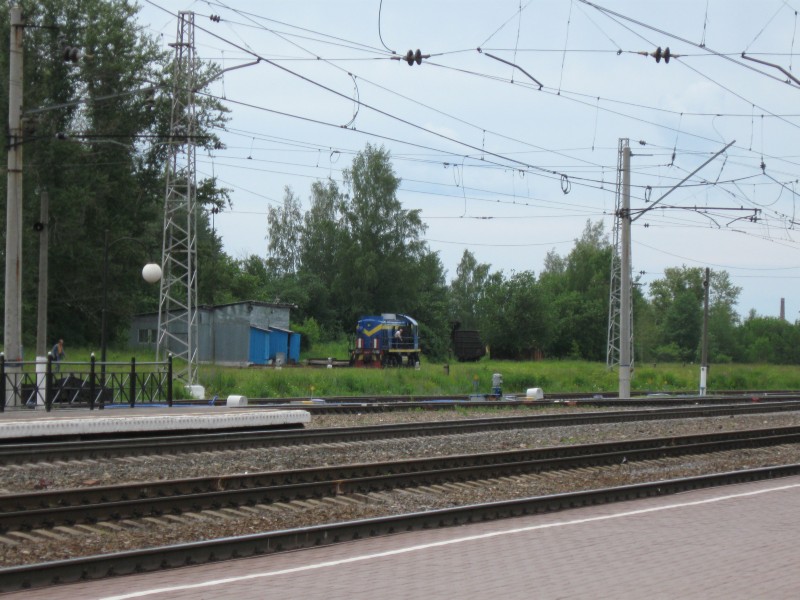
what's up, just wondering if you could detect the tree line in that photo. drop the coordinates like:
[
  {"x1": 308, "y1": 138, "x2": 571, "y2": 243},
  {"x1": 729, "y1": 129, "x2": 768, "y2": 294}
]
[
  {"x1": 259, "y1": 145, "x2": 797, "y2": 366},
  {"x1": 0, "y1": 1, "x2": 794, "y2": 365}
]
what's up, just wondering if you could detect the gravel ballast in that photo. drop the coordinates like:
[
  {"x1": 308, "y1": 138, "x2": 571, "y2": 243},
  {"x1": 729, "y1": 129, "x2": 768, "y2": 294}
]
[{"x1": 1, "y1": 407, "x2": 800, "y2": 567}]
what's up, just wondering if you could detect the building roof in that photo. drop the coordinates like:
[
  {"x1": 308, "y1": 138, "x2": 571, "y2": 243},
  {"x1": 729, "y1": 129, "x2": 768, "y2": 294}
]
[{"x1": 133, "y1": 300, "x2": 296, "y2": 318}]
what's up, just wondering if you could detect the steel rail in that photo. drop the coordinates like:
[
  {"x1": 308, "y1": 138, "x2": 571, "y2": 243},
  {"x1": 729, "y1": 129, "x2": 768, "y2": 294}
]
[
  {"x1": 196, "y1": 391, "x2": 800, "y2": 412},
  {"x1": 2, "y1": 401, "x2": 800, "y2": 465},
  {"x1": 1, "y1": 463, "x2": 799, "y2": 593},
  {"x1": 3, "y1": 426, "x2": 800, "y2": 533}
]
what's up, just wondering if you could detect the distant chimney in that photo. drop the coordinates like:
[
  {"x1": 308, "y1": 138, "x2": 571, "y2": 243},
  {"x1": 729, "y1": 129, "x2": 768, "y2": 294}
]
[{"x1": 780, "y1": 298, "x2": 785, "y2": 320}]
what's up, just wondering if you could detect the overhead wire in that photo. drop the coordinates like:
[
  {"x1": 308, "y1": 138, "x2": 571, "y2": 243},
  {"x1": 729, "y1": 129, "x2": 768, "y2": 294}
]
[
  {"x1": 176, "y1": 0, "x2": 800, "y2": 191},
  {"x1": 143, "y1": 0, "x2": 800, "y2": 252}
]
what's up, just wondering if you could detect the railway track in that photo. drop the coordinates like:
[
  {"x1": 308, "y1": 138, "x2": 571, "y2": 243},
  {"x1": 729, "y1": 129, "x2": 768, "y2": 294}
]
[
  {"x1": 3, "y1": 425, "x2": 800, "y2": 533},
  {"x1": 197, "y1": 391, "x2": 800, "y2": 413},
  {"x1": 0, "y1": 432, "x2": 800, "y2": 591},
  {"x1": 3, "y1": 400, "x2": 800, "y2": 465},
  {"x1": 2, "y1": 399, "x2": 800, "y2": 592}
]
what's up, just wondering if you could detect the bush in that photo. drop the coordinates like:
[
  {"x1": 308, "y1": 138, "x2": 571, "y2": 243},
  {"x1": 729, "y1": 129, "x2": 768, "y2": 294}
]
[
  {"x1": 654, "y1": 343, "x2": 682, "y2": 363},
  {"x1": 293, "y1": 317, "x2": 322, "y2": 352}
]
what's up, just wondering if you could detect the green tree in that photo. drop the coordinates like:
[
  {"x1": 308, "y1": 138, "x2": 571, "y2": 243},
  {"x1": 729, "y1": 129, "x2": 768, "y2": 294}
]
[
  {"x1": 297, "y1": 179, "x2": 344, "y2": 335},
  {"x1": 649, "y1": 266, "x2": 705, "y2": 362},
  {"x1": 404, "y1": 252, "x2": 450, "y2": 361},
  {"x1": 0, "y1": 1, "x2": 228, "y2": 348},
  {"x1": 478, "y1": 270, "x2": 552, "y2": 359},
  {"x1": 449, "y1": 249, "x2": 491, "y2": 331},
  {"x1": 706, "y1": 270, "x2": 741, "y2": 363},
  {"x1": 646, "y1": 266, "x2": 742, "y2": 364},
  {"x1": 283, "y1": 145, "x2": 449, "y2": 354},
  {"x1": 735, "y1": 314, "x2": 800, "y2": 364},
  {"x1": 539, "y1": 220, "x2": 611, "y2": 360},
  {"x1": 335, "y1": 144, "x2": 427, "y2": 323},
  {"x1": 266, "y1": 186, "x2": 303, "y2": 276}
]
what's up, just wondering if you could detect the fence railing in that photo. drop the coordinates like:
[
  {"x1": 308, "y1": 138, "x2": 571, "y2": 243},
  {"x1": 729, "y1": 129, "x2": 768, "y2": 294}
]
[{"x1": 0, "y1": 353, "x2": 173, "y2": 412}]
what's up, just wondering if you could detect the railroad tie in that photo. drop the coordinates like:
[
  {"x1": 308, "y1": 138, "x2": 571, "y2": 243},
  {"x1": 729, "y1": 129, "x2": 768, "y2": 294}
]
[
  {"x1": 447, "y1": 482, "x2": 476, "y2": 491},
  {"x1": 392, "y1": 487, "x2": 426, "y2": 496},
  {"x1": 270, "y1": 502, "x2": 301, "y2": 512},
  {"x1": 119, "y1": 519, "x2": 145, "y2": 529},
  {"x1": 236, "y1": 506, "x2": 265, "y2": 516},
  {"x1": 320, "y1": 497, "x2": 354, "y2": 507},
  {"x1": 365, "y1": 492, "x2": 393, "y2": 502},
  {"x1": 53, "y1": 525, "x2": 85, "y2": 536},
  {"x1": 6, "y1": 531, "x2": 43, "y2": 543},
  {"x1": 200, "y1": 509, "x2": 237, "y2": 520},
  {"x1": 219, "y1": 508, "x2": 251, "y2": 518},
  {"x1": 251, "y1": 503, "x2": 283, "y2": 514},
  {"x1": 31, "y1": 529, "x2": 68, "y2": 541},
  {"x1": 460, "y1": 481, "x2": 486, "y2": 489},
  {"x1": 141, "y1": 517, "x2": 171, "y2": 527},
  {"x1": 180, "y1": 511, "x2": 211, "y2": 522},
  {"x1": 428, "y1": 484, "x2": 451, "y2": 493},
  {"x1": 71, "y1": 524, "x2": 108, "y2": 535},
  {"x1": 327, "y1": 495, "x2": 363, "y2": 506},
  {"x1": 159, "y1": 514, "x2": 191, "y2": 525},
  {"x1": 95, "y1": 522, "x2": 126, "y2": 532}
]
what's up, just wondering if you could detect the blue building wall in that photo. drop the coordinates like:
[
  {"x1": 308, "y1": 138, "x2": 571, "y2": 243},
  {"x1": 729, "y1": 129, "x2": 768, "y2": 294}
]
[{"x1": 248, "y1": 328, "x2": 270, "y2": 364}]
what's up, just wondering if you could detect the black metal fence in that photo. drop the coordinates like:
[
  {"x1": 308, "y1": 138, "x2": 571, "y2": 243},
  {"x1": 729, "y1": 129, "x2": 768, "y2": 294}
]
[{"x1": 0, "y1": 354, "x2": 173, "y2": 411}]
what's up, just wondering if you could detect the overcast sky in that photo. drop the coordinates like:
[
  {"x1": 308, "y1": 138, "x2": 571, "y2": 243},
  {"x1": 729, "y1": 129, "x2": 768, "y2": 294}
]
[{"x1": 137, "y1": 1, "x2": 800, "y2": 320}]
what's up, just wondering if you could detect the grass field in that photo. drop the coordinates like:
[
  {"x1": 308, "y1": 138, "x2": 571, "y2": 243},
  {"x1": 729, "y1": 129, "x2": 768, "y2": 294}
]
[
  {"x1": 49, "y1": 346, "x2": 800, "y2": 399},
  {"x1": 197, "y1": 359, "x2": 800, "y2": 400}
]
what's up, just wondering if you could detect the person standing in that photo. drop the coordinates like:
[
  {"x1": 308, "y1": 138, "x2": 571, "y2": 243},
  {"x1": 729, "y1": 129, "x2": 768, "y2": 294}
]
[{"x1": 51, "y1": 339, "x2": 65, "y2": 372}]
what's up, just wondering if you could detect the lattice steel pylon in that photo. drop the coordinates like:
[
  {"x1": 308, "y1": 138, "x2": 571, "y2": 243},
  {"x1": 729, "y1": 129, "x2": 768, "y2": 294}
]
[
  {"x1": 606, "y1": 138, "x2": 633, "y2": 369},
  {"x1": 156, "y1": 11, "x2": 199, "y2": 385}
]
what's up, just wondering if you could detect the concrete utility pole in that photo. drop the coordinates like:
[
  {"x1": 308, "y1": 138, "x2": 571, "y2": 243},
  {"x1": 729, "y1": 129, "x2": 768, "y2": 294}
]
[
  {"x1": 619, "y1": 144, "x2": 632, "y2": 399},
  {"x1": 36, "y1": 190, "x2": 49, "y2": 357},
  {"x1": 607, "y1": 139, "x2": 629, "y2": 370},
  {"x1": 610, "y1": 139, "x2": 734, "y2": 400},
  {"x1": 5, "y1": 5, "x2": 24, "y2": 371},
  {"x1": 700, "y1": 267, "x2": 710, "y2": 396}
]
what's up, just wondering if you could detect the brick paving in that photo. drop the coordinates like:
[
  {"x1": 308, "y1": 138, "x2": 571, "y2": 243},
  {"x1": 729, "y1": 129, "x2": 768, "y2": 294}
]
[{"x1": 3, "y1": 476, "x2": 800, "y2": 599}]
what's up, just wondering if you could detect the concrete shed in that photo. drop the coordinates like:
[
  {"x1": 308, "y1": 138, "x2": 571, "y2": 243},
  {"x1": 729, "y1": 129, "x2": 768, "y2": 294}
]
[{"x1": 130, "y1": 300, "x2": 300, "y2": 366}]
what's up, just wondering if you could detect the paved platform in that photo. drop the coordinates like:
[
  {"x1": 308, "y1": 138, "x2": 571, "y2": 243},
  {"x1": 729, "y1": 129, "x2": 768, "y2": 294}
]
[
  {"x1": 3, "y1": 475, "x2": 798, "y2": 599},
  {"x1": 0, "y1": 406, "x2": 310, "y2": 439}
]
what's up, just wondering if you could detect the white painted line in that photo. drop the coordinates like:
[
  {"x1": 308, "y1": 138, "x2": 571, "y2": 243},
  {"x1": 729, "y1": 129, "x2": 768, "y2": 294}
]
[{"x1": 99, "y1": 481, "x2": 800, "y2": 599}]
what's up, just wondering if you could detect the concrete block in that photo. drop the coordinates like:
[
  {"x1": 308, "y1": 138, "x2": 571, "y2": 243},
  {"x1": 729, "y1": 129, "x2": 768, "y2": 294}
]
[
  {"x1": 226, "y1": 395, "x2": 248, "y2": 407},
  {"x1": 525, "y1": 387, "x2": 544, "y2": 400}
]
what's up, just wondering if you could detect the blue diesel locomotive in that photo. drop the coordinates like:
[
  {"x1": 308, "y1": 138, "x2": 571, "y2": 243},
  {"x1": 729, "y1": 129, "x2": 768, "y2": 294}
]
[{"x1": 350, "y1": 313, "x2": 420, "y2": 367}]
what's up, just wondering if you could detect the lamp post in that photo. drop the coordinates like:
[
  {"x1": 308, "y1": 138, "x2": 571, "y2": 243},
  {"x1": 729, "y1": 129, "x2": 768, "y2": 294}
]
[{"x1": 100, "y1": 229, "x2": 161, "y2": 380}]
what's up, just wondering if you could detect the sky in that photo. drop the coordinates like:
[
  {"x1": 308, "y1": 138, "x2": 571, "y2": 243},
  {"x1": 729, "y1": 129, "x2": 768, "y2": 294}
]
[{"x1": 135, "y1": 0, "x2": 800, "y2": 320}]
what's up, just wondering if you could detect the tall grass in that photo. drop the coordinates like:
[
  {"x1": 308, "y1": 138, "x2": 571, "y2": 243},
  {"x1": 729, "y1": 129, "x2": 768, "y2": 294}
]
[
  {"x1": 41, "y1": 345, "x2": 800, "y2": 399},
  {"x1": 198, "y1": 360, "x2": 800, "y2": 399}
]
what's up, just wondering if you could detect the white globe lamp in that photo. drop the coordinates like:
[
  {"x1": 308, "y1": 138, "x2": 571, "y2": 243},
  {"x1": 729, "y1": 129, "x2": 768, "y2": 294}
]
[{"x1": 142, "y1": 263, "x2": 162, "y2": 284}]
